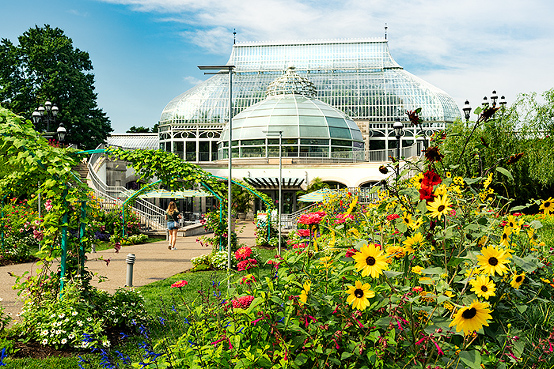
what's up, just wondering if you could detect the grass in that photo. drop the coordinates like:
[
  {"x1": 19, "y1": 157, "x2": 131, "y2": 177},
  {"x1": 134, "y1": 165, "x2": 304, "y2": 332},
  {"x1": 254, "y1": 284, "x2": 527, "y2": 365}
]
[{"x1": 1, "y1": 246, "x2": 277, "y2": 369}]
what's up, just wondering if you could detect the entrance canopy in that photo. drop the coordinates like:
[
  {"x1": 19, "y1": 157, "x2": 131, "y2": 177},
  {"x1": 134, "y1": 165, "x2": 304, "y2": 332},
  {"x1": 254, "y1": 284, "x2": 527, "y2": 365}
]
[
  {"x1": 137, "y1": 189, "x2": 211, "y2": 199},
  {"x1": 298, "y1": 188, "x2": 336, "y2": 202}
]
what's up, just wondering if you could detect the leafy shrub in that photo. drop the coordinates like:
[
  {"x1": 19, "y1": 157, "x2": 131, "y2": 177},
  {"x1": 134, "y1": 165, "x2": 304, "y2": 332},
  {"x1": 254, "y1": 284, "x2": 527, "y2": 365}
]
[{"x1": 16, "y1": 282, "x2": 147, "y2": 350}]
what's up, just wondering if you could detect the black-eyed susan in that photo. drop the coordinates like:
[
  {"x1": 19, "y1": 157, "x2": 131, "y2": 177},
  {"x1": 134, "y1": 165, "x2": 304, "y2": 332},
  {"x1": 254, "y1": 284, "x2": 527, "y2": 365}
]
[
  {"x1": 499, "y1": 228, "x2": 512, "y2": 247},
  {"x1": 410, "y1": 217, "x2": 424, "y2": 230},
  {"x1": 352, "y1": 243, "x2": 388, "y2": 278},
  {"x1": 477, "y1": 245, "x2": 511, "y2": 276},
  {"x1": 540, "y1": 197, "x2": 554, "y2": 215},
  {"x1": 470, "y1": 275, "x2": 496, "y2": 300},
  {"x1": 402, "y1": 212, "x2": 413, "y2": 228},
  {"x1": 403, "y1": 232, "x2": 425, "y2": 253},
  {"x1": 510, "y1": 272, "x2": 525, "y2": 289},
  {"x1": 426, "y1": 194, "x2": 453, "y2": 219},
  {"x1": 449, "y1": 300, "x2": 493, "y2": 336},
  {"x1": 346, "y1": 280, "x2": 375, "y2": 310}
]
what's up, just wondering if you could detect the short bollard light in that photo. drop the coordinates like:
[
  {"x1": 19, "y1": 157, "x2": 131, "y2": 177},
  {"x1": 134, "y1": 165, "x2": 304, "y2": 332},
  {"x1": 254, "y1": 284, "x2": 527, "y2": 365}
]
[{"x1": 126, "y1": 253, "x2": 136, "y2": 287}]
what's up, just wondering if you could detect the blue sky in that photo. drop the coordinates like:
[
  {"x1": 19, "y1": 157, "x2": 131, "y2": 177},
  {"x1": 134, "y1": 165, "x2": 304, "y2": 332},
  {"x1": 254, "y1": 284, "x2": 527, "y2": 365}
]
[{"x1": 1, "y1": 0, "x2": 553, "y2": 132}]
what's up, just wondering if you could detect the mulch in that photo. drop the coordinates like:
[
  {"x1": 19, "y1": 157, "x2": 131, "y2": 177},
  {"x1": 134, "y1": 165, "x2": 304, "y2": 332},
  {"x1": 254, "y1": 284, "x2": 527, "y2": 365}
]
[{"x1": 0, "y1": 256, "x2": 39, "y2": 267}]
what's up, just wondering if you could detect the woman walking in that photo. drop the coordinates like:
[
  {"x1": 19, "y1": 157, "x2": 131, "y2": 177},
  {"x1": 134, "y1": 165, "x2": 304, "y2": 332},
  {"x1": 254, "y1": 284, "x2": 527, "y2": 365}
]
[{"x1": 166, "y1": 201, "x2": 181, "y2": 250}]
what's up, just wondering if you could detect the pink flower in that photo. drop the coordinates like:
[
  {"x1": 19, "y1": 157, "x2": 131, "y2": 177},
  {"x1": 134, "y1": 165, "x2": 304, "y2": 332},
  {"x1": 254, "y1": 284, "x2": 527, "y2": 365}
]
[
  {"x1": 235, "y1": 246, "x2": 252, "y2": 260},
  {"x1": 335, "y1": 213, "x2": 354, "y2": 224},
  {"x1": 386, "y1": 213, "x2": 400, "y2": 221},
  {"x1": 171, "y1": 280, "x2": 189, "y2": 288},
  {"x1": 237, "y1": 258, "x2": 258, "y2": 271},
  {"x1": 231, "y1": 295, "x2": 254, "y2": 309},
  {"x1": 44, "y1": 199, "x2": 53, "y2": 212},
  {"x1": 297, "y1": 229, "x2": 310, "y2": 237},
  {"x1": 32, "y1": 229, "x2": 44, "y2": 241},
  {"x1": 298, "y1": 211, "x2": 326, "y2": 225}
]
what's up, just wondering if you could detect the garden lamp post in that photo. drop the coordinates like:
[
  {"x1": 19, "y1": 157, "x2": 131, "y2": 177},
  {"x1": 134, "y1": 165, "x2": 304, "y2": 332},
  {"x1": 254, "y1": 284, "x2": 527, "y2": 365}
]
[
  {"x1": 198, "y1": 64, "x2": 235, "y2": 272},
  {"x1": 481, "y1": 91, "x2": 507, "y2": 109},
  {"x1": 263, "y1": 130, "x2": 283, "y2": 255},
  {"x1": 463, "y1": 100, "x2": 472, "y2": 122},
  {"x1": 393, "y1": 118, "x2": 404, "y2": 180},
  {"x1": 32, "y1": 100, "x2": 60, "y2": 138}
]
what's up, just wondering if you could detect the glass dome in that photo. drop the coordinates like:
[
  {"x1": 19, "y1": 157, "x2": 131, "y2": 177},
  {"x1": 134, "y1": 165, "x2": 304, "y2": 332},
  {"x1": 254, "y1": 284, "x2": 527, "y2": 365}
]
[{"x1": 218, "y1": 67, "x2": 364, "y2": 160}]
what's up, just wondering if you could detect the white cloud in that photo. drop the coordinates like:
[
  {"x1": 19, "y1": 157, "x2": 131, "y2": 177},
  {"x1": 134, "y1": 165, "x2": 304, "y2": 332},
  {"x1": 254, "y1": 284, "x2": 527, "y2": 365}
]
[
  {"x1": 98, "y1": 0, "x2": 554, "y2": 105},
  {"x1": 183, "y1": 75, "x2": 203, "y2": 85}
]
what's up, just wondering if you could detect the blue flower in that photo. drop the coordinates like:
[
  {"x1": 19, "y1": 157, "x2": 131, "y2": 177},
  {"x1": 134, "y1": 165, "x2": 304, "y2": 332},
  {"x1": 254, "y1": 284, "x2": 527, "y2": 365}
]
[{"x1": 0, "y1": 348, "x2": 7, "y2": 367}]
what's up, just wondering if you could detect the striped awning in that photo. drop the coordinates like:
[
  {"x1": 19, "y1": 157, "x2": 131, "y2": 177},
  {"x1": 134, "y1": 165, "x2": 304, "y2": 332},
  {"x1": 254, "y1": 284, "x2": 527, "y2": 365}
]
[
  {"x1": 244, "y1": 177, "x2": 304, "y2": 189},
  {"x1": 137, "y1": 189, "x2": 211, "y2": 198},
  {"x1": 298, "y1": 188, "x2": 336, "y2": 202}
]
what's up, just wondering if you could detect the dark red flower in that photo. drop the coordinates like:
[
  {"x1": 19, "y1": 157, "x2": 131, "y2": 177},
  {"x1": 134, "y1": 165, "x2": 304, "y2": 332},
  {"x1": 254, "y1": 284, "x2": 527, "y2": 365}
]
[
  {"x1": 422, "y1": 170, "x2": 442, "y2": 187},
  {"x1": 424, "y1": 146, "x2": 444, "y2": 162}
]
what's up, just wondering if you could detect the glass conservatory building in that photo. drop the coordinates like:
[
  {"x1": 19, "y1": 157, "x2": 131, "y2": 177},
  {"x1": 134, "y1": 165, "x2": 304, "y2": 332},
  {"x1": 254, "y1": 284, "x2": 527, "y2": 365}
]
[{"x1": 159, "y1": 38, "x2": 461, "y2": 162}]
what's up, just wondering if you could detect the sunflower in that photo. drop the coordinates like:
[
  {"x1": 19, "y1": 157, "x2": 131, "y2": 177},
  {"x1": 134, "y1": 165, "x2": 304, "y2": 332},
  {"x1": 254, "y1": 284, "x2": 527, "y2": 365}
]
[
  {"x1": 345, "y1": 280, "x2": 375, "y2": 310},
  {"x1": 477, "y1": 245, "x2": 511, "y2": 276},
  {"x1": 470, "y1": 275, "x2": 496, "y2": 300},
  {"x1": 449, "y1": 300, "x2": 493, "y2": 336},
  {"x1": 527, "y1": 228, "x2": 539, "y2": 245},
  {"x1": 540, "y1": 197, "x2": 554, "y2": 215},
  {"x1": 352, "y1": 243, "x2": 388, "y2": 278},
  {"x1": 403, "y1": 232, "x2": 425, "y2": 253},
  {"x1": 412, "y1": 265, "x2": 424, "y2": 275},
  {"x1": 426, "y1": 194, "x2": 453, "y2": 219},
  {"x1": 510, "y1": 272, "x2": 525, "y2": 289},
  {"x1": 410, "y1": 217, "x2": 424, "y2": 230}
]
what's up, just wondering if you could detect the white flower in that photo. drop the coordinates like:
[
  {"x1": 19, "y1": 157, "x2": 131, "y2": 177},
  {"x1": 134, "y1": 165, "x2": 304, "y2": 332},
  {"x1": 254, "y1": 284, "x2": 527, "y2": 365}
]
[
  {"x1": 72, "y1": 311, "x2": 78, "y2": 316},
  {"x1": 58, "y1": 313, "x2": 65, "y2": 318},
  {"x1": 86, "y1": 317, "x2": 92, "y2": 322},
  {"x1": 102, "y1": 340, "x2": 111, "y2": 348},
  {"x1": 82, "y1": 341, "x2": 89, "y2": 348},
  {"x1": 55, "y1": 330, "x2": 61, "y2": 335},
  {"x1": 77, "y1": 320, "x2": 83, "y2": 327},
  {"x1": 69, "y1": 333, "x2": 75, "y2": 339},
  {"x1": 41, "y1": 330, "x2": 49, "y2": 336},
  {"x1": 61, "y1": 338, "x2": 67, "y2": 344},
  {"x1": 41, "y1": 339, "x2": 48, "y2": 345}
]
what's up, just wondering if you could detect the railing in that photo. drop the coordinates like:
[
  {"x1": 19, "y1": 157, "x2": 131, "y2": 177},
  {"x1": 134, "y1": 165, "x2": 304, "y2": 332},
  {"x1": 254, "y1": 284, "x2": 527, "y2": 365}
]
[
  {"x1": 281, "y1": 203, "x2": 318, "y2": 230},
  {"x1": 88, "y1": 150, "x2": 167, "y2": 231}
]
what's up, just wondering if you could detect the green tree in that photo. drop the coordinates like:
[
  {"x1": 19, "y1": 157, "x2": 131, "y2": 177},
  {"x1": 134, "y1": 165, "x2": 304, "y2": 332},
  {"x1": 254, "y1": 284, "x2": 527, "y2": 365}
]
[
  {"x1": 440, "y1": 88, "x2": 554, "y2": 207},
  {"x1": 0, "y1": 25, "x2": 112, "y2": 149},
  {"x1": 126, "y1": 125, "x2": 151, "y2": 133}
]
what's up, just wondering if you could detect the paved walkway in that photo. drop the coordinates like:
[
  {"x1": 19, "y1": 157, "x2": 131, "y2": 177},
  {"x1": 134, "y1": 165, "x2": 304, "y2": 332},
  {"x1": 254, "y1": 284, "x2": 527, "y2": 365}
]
[{"x1": 0, "y1": 220, "x2": 256, "y2": 326}]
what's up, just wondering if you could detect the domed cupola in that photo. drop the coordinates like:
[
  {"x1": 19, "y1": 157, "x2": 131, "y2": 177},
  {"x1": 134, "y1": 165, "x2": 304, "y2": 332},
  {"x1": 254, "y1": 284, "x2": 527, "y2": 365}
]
[{"x1": 218, "y1": 67, "x2": 364, "y2": 160}]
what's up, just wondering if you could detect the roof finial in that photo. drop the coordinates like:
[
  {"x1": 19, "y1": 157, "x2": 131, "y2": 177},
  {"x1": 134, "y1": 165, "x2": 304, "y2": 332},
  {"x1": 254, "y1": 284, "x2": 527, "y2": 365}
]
[
  {"x1": 233, "y1": 28, "x2": 236, "y2": 45},
  {"x1": 384, "y1": 23, "x2": 388, "y2": 40}
]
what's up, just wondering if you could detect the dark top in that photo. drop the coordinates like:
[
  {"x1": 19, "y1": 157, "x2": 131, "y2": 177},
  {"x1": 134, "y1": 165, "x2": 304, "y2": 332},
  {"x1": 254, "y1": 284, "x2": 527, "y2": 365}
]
[{"x1": 166, "y1": 210, "x2": 180, "y2": 222}]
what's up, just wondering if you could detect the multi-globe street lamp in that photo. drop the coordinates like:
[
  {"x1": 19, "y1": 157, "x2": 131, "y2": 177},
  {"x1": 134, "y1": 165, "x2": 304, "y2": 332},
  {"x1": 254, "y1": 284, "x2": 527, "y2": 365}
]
[
  {"x1": 463, "y1": 91, "x2": 507, "y2": 122},
  {"x1": 32, "y1": 100, "x2": 66, "y2": 142}
]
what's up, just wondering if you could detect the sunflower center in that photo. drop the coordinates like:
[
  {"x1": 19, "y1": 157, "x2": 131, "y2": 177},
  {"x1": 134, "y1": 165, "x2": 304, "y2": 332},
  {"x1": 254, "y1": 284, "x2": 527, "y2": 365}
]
[
  {"x1": 488, "y1": 257, "x2": 499, "y2": 266},
  {"x1": 462, "y1": 307, "x2": 477, "y2": 319},
  {"x1": 480, "y1": 285, "x2": 488, "y2": 292},
  {"x1": 516, "y1": 276, "x2": 523, "y2": 283},
  {"x1": 354, "y1": 289, "x2": 364, "y2": 298},
  {"x1": 437, "y1": 205, "x2": 445, "y2": 212},
  {"x1": 366, "y1": 256, "x2": 376, "y2": 266},
  {"x1": 546, "y1": 202, "x2": 551, "y2": 207}
]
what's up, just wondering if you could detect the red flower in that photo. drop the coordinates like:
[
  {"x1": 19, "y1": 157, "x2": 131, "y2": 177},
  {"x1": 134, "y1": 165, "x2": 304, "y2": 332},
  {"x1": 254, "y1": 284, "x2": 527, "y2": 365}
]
[
  {"x1": 386, "y1": 214, "x2": 400, "y2": 221},
  {"x1": 345, "y1": 248, "x2": 357, "y2": 258},
  {"x1": 171, "y1": 280, "x2": 189, "y2": 288},
  {"x1": 231, "y1": 295, "x2": 254, "y2": 309},
  {"x1": 237, "y1": 258, "x2": 258, "y2": 271},
  {"x1": 422, "y1": 170, "x2": 441, "y2": 186},
  {"x1": 297, "y1": 229, "x2": 310, "y2": 237},
  {"x1": 335, "y1": 213, "x2": 354, "y2": 224},
  {"x1": 298, "y1": 211, "x2": 326, "y2": 225},
  {"x1": 419, "y1": 184, "x2": 435, "y2": 202},
  {"x1": 235, "y1": 246, "x2": 252, "y2": 260}
]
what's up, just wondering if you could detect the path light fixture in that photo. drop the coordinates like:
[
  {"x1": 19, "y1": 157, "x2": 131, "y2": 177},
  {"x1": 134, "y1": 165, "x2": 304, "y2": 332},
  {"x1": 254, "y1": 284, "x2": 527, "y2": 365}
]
[
  {"x1": 463, "y1": 100, "x2": 472, "y2": 122},
  {"x1": 198, "y1": 64, "x2": 235, "y2": 272},
  {"x1": 32, "y1": 100, "x2": 59, "y2": 133},
  {"x1": 56, "y1": 123, "x2": 67, "y2": 143},
  {"x1": 393, "y1": 118, "x2": 404, "y2": 180},
  {"x1": 263, "y1": 130, "x2": 283, "y2": 255}
]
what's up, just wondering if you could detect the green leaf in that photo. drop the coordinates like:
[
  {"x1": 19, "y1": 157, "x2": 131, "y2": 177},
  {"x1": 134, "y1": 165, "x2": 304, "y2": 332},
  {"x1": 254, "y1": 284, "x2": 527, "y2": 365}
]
[
  {"x1": 341, "y1": 352, "x2": 354, "y2": 360},
  {"x1": 512, "y1": 255, "x2": 543, "y2": 273},
  {"x1": 459, "y1": 350, "x2": 482, "y2": 369},
  {"x1": 383, "y1": 270, "x2": 403, "y2": 278},
  {"x1": 496, "y1": 167, "x2": 514, "y2": 181},
  {"x1": 421, "y1": 267, "x2": 443, "y2": 275}
]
